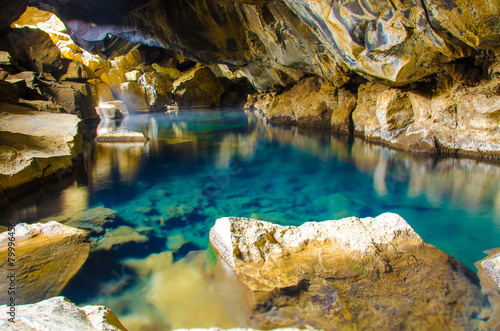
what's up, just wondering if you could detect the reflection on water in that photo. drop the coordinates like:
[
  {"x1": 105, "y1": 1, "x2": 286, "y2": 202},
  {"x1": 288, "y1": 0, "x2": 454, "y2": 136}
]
[{"x1": 1, "y1": 109, "x2": 500, "y2": 329}]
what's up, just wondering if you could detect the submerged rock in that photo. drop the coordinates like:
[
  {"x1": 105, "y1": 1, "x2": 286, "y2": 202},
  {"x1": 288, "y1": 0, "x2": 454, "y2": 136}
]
[
  {"x1": 0, "y1": 104, "x2": 82, "y2": 199},
  {"x1": 92, "y1": 225, "x2": 148, "y2": 251},
  {"x1": 476, "y1": 248, "x2": 500, "y2": 329},
  {"x1": 0, "y1": 296, "x2": 126, "y2": 330},
  {"x1": 0, "y1": 222, "x2": 90, "y2": 304},
  {"x1": 209, "y1": 213, "x2": 486, "y2": 330}
]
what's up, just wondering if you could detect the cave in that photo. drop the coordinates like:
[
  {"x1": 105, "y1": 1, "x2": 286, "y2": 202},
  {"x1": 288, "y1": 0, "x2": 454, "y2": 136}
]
[{"x1": 0, "y1": 1, "x2": 500, "y2": 330}]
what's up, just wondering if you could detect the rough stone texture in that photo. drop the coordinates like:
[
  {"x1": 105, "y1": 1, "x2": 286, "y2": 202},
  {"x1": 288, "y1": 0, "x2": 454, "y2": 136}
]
[
  {"x1": 39, "y1": 80, "x2": 97, "y2": 119},
  {"x1": 0, "y1": 222, "x2": 90, "y2": 304},
  {"x1": 139, "y1": 70, "x2": 174, "y2": 110},
  {"x1": 0, "y1": 27, "x2": 62, "y2": 73},
  {"x1": 210, "y1": 213, "x2": 486, "y2": 330},
  {"x1": 0, "y1": 296, "x2": 127, "y2": 330},
  {"x1": 0, "y1": 104, "x2": 82, "y2": 198},
  {"x1": 247, "y1": 76, "x2": 356, "y2": 132},
  {"x1": 173, "y1": 66, "x2": 225, "y2": 107},
  {"x1": 476, "y1": 248, "x2": 500, "y2": 329},
  {"x1": 95, "y1": 129, "x2": 149, "y2": 142}
]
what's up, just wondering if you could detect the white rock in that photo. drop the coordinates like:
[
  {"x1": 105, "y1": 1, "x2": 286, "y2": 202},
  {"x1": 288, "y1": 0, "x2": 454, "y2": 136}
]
[{"x1": 0, "y1": 296, "x2": 126, "y2": 331}]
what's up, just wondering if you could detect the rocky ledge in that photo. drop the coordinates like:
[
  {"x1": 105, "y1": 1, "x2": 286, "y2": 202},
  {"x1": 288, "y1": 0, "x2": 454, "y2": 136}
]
[
  {"x1": 210, "y1": 213, "x2": 487, "y2": 330},
  {"x1": 0, "y1": 104, "x2": 82, "y2": 200}
]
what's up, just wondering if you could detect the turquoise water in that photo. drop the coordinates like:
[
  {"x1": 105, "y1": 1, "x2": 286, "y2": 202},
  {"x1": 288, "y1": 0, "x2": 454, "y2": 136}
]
[{"x1": 2, "y1": 109, "x2": 500, "y2": 328}]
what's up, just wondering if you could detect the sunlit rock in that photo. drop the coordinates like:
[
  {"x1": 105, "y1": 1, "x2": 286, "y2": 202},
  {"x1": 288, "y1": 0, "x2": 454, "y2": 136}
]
[
  {"x1": 112, "y1": 49, "x2": 143, "y2": 72},
  {"x1": 0, "y1": 51, "x2": 11, "y2": 65},
  {"x1": 117, "y1": 82, "x2": 149, "y2": 112},
  {"x1": 125, "y1": 70, "x2": 142, "y2": 82},
  {"x1": 476, "y1": 248, "x2": 500, "y2": 329},
  {"x1": 0, "y1": 222, "x2": 90, "y2": 304},
  {"x1": 95, "y1": 82, "x2": 115, "y2": 102},
  {"x1": 0, "y1": 104, "x2": 82, "y2": 198},
  {"x1": 0, "y1": 296, "x2": 126, "y2": 331},
  {"x1": 95, "y1": 129, "x2": 149, "y2": 142},
  {"x1": 210, "y1": 213, "x2": 486, "y2": 329},
  {"x1": 173, "y1": 66, "x2": 225, "y2": 107}
]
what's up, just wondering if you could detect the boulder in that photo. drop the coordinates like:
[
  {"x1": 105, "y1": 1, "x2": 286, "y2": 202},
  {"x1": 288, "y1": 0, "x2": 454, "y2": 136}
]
[
  {"x1": 0, "y1": 296, "x2": 126, "y2": 330},
  {"x1": 95, "y1": 129, "x2": 149, "y2": 142},
  {"x1": 0, "y1": 222, "x2": 90, "y2": 304},
  {"x1": 96, "y1": 103, "x2": 125, "y2": 120},
  {"x1": 0, "y1": 104, "x2": 82, "y2": 198},
  {"x1": 209, "y1": 213, "x2": 486, "y2": 330},
  {"x1": 173, "y1": 66, "x2": 225, "y2": 107},
  {"x1": 476, "y1": 248, "x2": 500, "y2": 328}
]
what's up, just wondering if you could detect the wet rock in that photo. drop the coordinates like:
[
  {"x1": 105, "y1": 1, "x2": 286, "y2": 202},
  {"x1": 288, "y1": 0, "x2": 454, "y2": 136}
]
[
  {"x1": 210, "y1": 213, "x2": 486, "y2": 330},
  {"x1": 476, "y1": 248, "x2": 500, "y2": 328},
  {"x1": 92, "y1": 225, "x2": 148, "y2": 251},
  {"x1": 42, "y1": 206, "x2": 120, "y2": 235},
  {"x1": 0, "y1": 222, "x2": 90, "y2": 304},
  {"x1": 0, "y1": 104, "x2": 82, "y2": 198},
  {"x1": 95, "y1": 129, "x2": 149, "y2": 142},
  {"x1": 0, "y1": 296, "x2": 127, "y2": 331},
  {"x1": 173, "y1": 66, "x2": 225, "y2": 107}
]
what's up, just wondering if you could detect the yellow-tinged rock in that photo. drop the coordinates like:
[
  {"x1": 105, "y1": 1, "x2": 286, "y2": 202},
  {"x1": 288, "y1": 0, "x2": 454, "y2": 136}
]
[
  {"x1": 107, "y1": 68, "x2": 126, "y2": 87},
  {"x1": 210, "y1": 213, "x2": 486, "y2": 329},
  {"x1": 173, "y1": 66, "x2": 225, "y2": 107},
  {"x1": 125, "y1": 70, "x2": 142, "y2": 82},
  {"x1": 0, "y1": 222, "x2": 90, "y2": 304},
  {"x1": 96, "y1": 82, "x2": 116, "y2": 102},
  {"x1": 114, "y1": 49, "x2": 143, "y2": 72}
]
